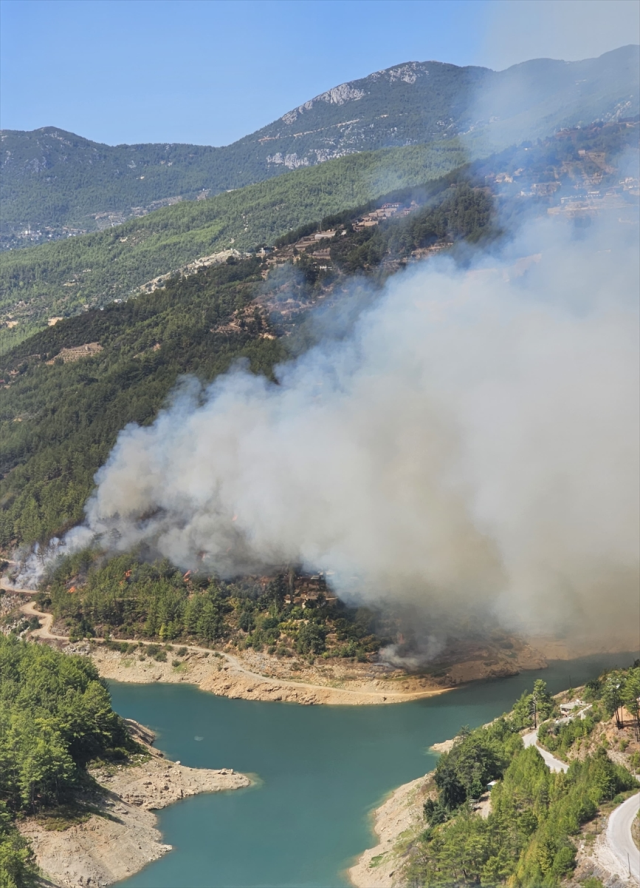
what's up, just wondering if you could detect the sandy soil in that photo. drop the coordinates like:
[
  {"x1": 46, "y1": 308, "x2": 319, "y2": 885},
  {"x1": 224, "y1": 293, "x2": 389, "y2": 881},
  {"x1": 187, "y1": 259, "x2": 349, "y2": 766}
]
[
  {"x1": 81, "y1": 640, "x2": 456, "y2": 705},
  {"x1": 571, "y1": 821, "x2": 639, "y2": 888},
  {"x1": 83, "y1": 635, "x2": 551, "y2": 705},
  {"x1": 348, "y1": 773, "x2": 435, "y2": 888},
  {"x1": 428, "y1": 739, "x2": 455, "y2": 755},
  {"x1": 17, "y1": 729, "x2": 250, "y2": 888},
  {"x1": 78, "y1": 629, "x2": 640, "y2": 707}
]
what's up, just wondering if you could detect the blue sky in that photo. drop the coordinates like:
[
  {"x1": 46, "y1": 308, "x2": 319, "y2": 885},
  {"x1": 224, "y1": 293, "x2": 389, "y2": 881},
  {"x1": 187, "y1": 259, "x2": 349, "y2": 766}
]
[{"x1": 1, "y1": 0, "x2": 638, "y2": 146}]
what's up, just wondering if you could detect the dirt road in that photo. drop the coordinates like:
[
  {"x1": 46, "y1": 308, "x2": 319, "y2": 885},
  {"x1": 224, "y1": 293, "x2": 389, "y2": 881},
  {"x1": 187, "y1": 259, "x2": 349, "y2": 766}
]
[
  {"x1": 2, "y1": 578, "x2": 446, "y2": 705},
  {"x1": 20, "y1": 597, "x2": 61, "y2": 639}
]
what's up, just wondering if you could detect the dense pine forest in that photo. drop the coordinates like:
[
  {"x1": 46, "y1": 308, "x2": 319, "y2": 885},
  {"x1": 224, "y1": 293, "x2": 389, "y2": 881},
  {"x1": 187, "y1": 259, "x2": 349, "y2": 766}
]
[
  {"x1": 39, "y1": 550, "x2": 387, "y2": 659},
  {"x1": 0, "y1": 635, "x2": 139, "y2": 887}
]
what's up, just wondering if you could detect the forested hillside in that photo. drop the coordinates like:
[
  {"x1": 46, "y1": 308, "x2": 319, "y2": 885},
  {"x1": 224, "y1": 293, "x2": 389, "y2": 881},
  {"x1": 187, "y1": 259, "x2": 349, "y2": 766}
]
[
  {"x1": 0, "y1": 142, "x2": 465, "y2": 351},
  {"x1": 0, "y1": 115, "x2": 637, "y2": 554},
  {"x1": 0, "y1": 181, "x2": 495, "y2": 552},
  {"x1": 38, "y1": 551, "x2": 387, "y2": 660},
  {"x1": 0, "y1": 634, "x2": 138, "y2": 886},
  {"x1": 2, "y1": 131, "x2": 638, "y2": 554},
  {"x1": 0, "y1": 127, "x2": 228, "y2": 240},
  {"x1": 248, "y1": 44, "x2": 639, "y2": 169},
  {"x1": 2, "y1": 113, "x2": 637, "y2": 355},
  {"x1": 2, "y1": 45, "x2": 637, "y2": 243},
  {"x1": 403, "y1": 666, "x2": 640, "y2": 887},
  {"x1": 0, "y1": 258, "x2": 282, "y2": 549}
]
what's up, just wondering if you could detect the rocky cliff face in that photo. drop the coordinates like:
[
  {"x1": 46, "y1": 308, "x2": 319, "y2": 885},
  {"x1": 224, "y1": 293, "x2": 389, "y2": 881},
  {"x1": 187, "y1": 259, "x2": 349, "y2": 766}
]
[{"x1": 247, "y1": 46, "x2": 639, "y2": 171}]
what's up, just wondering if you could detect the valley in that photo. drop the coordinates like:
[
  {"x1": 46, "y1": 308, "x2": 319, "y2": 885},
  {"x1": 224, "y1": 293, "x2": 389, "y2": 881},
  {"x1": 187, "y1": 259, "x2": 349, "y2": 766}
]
[{"x1": 1, "y1": 28, "x2": 639, "y2": 888}]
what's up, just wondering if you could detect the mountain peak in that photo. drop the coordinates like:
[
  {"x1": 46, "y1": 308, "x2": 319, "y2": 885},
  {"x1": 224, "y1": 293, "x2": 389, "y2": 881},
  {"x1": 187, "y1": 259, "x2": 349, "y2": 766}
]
[{"x1": 2, "y1": 46, "x2": 637, "y2": 244}]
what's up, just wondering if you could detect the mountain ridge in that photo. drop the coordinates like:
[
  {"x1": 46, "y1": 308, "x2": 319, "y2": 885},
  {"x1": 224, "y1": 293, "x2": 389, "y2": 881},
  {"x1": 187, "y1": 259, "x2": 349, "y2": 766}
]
[
  {"x1": 2, "y1": 45, "x2": 637, "y2": 245},
  {"x1": 1, "y1": 112, "x2": 637, "y2": 354}
]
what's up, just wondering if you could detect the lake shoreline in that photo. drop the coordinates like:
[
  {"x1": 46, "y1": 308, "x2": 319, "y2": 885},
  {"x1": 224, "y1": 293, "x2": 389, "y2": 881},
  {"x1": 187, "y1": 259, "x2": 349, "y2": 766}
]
[
  {"x1": 83, "y1": 634, "x2": 637, "y2": 706},
  {"x1": 55, "y1": 629, "x2": 558, "y2": 707},
  {"x1": 347, "y1": 772, "x2": 435, "y2": 888},
  {"x1": 18, "y1": 724, "x2": 251, "y2": 888},
  {"x1": 107, "y1": 653, "x2": 638, "y2": 887},
  {"x1": 85, "y1": 640, "x2": 454, "y2": 705},
  {"x1": 346, "y1": 738, "x2": 459, "y2": 888},
  {"x1": 9, "y1": 583, "x2": 636, "y2": 708},
  {"x1": 348, "y1": 682, "x2": 640, "y2": 888},
  {"x1": 3, "y1": 583, "x2": 557, "y2": 705}
]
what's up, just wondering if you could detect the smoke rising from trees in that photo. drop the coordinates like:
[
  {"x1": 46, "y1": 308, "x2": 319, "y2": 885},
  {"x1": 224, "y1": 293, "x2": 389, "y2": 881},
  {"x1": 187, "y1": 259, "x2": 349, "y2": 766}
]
[{"x1": 56, "y1": 214, "x2": 639, "y2": 643}]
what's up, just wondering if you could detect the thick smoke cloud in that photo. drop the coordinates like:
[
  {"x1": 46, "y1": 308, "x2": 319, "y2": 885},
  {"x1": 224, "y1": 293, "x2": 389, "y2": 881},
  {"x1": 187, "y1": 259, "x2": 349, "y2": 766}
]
[{"x1": 61, "y1": 214, "x2": 638, "y2": 643}]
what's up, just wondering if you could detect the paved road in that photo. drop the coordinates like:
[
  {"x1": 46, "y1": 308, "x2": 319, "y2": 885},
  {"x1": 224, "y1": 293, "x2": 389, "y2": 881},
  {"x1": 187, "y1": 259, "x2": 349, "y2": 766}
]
[
  {"x1": 522, "y1": 730, "x2": 569, "y2": 773},
  {"x1": 607, "y1": 791, "x2": 640, "y2": 883},
  {"x1": 524, "y1": 728, "x2": 639, "y2": 882}
]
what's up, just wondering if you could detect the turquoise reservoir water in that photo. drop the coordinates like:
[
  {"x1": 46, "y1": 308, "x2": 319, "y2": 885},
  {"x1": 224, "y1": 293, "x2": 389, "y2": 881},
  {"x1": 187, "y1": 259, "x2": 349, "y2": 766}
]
[{"x1": 112, "y1": 652, "x2": 637, "y2": 888}]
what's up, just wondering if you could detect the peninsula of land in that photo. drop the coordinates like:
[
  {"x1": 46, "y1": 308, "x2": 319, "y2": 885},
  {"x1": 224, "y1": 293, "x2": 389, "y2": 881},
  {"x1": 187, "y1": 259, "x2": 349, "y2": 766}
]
[
  {"x1": 18, "y1": 722, "x2": 251, "y2": 888},
  {"x1": 4, "y1": 579, "x2": 638, "y2": 707}
]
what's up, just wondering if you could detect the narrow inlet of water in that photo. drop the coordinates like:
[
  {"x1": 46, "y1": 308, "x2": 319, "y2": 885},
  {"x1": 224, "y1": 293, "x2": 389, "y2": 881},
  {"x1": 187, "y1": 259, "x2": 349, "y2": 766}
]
[{"x1": 111, "y1": 651, "x2": 637, "y2": 888}]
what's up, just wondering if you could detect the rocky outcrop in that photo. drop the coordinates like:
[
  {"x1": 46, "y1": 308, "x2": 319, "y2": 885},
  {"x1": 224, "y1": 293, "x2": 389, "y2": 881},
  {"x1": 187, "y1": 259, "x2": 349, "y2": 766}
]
[{"x1": 122, "y1": 718, "x2": 155, "y2": 746}]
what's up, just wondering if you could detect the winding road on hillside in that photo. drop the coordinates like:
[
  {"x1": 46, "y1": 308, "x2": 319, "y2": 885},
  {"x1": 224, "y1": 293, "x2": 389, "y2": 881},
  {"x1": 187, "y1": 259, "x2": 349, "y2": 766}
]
[
  {"x1": 523, "y1": 730, "x2": 640, "y2": 883},
  {"x1": 0, "y1": 577, "x2": 442, "y2": 703},
  {"x1": 607, "y1": 792, "x2": 640, "y2": 883},
  {"x1": 5, "y1": 574, "x2": 639, "y2": 876},
  {"x1": 522, "y1": 729, "x2": 569, "y2": 772}
]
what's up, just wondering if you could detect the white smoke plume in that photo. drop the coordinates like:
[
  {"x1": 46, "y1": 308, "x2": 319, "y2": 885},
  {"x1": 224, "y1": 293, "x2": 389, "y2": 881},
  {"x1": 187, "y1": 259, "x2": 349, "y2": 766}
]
[
  {"x1": 40, "y1": 212, "x2": 634, "y2": 644},
  {"x1": 15, "y1": 213, "x2": 637, "y2": 650}
]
